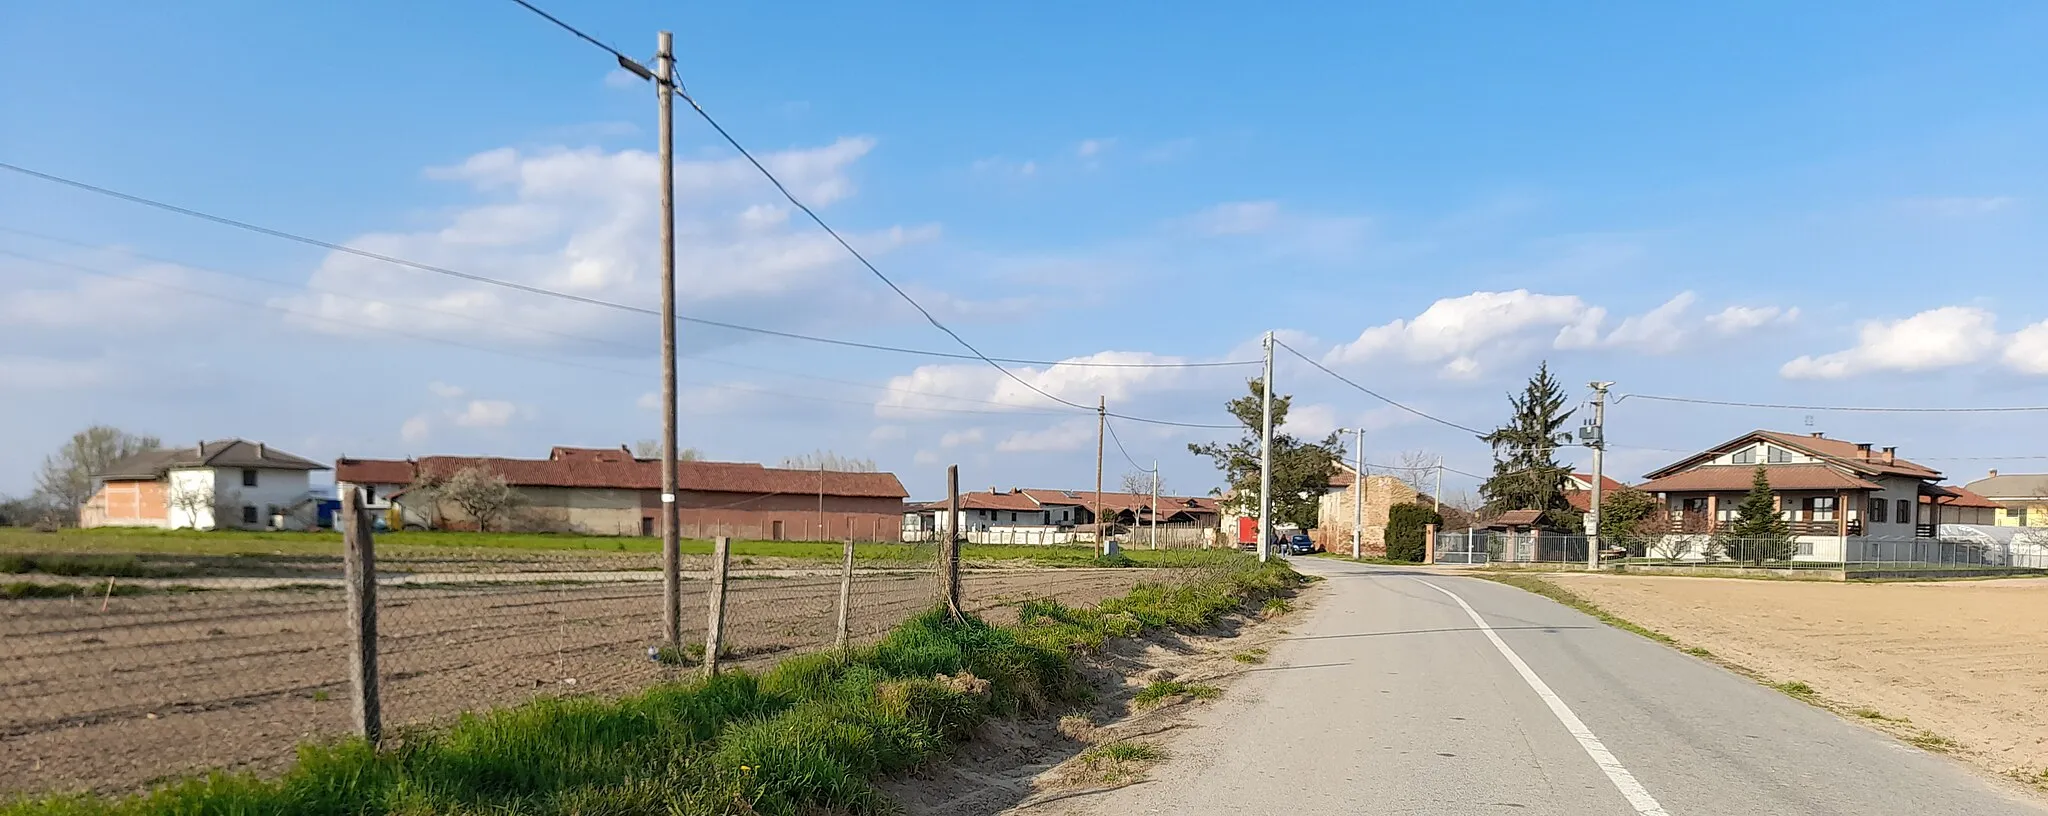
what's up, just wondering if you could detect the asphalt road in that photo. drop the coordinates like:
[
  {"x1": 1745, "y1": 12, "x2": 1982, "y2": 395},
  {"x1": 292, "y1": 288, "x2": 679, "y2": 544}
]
[{"x1": 1064, "y1": 557, "x2": 2048, "y2": 815}]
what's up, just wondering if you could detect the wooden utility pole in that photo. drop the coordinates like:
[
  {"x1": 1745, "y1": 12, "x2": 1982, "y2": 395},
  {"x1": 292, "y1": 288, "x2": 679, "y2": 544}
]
[
  {"x1": 835, "y1": 538, "x2": 855, "y2": 649},
  {"x1": 703, "y1": 536, "x2": 730, "y2": 676},
  {"x1": 1096, "y1": 395, "x2": 1107, "y2": 555},
  {"x1": 340, "y1": 489, "x2": 381, "y2": 743},
  {"x1": 1150, "y1": 460, "x2": 1159, "y2": 550},
  {"x1": 655, "y1": 30, "x2": 683, "y2": 651},
  {"x1": 942, "y1": 465, "x2": 962, "y2": 620}
]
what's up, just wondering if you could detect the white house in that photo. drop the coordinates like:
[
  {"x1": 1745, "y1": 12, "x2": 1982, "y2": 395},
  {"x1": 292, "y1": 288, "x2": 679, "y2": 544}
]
[{"x1": 82, "y1": 440, "x2": 328, "y2": 530}]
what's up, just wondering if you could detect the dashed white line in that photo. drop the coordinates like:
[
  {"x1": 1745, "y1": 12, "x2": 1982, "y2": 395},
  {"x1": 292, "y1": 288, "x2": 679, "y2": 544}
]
[{"x1": 1417, "y1": 578, "x2": 1673, "y2": 816}]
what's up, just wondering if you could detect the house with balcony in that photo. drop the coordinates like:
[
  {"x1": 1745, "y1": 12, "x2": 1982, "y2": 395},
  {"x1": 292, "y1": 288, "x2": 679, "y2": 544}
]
[{"x1": 1635, "y1": 430, "x2": 1962, "y2": 562}]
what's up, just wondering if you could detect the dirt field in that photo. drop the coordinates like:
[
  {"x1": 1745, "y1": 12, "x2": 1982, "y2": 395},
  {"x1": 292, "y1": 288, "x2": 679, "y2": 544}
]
[
  {"x1": 1544, "y1": 573, "x2": 2048, "y2": 783},
  {"x1": 0, "y1": 568, "x2": 1161, "y2": 795}
]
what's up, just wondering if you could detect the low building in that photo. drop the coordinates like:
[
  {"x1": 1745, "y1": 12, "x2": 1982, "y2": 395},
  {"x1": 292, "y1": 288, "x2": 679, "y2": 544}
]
[
  {"x1": 1635, "y1": 430, "x2": 1948, "y2": 561},
  {"x1": 904, "y1": 487, "x2": 1221, "y2": 544},
  {"x1": 1922, "y1": 484, "x2": 2002, "y2": 526},
  {"x1": 1962, "y1": 471, "x2": 2048, "y2": 527},
  {"x1": 1315, "y1": 465, "x2": 1448, "y2": 557},
  {"x1": 334, "y1": 446, "x2": 909, "y2": 540},
  {"x1": 82, "y1": 440, "x2": 329, "y2": 531}
]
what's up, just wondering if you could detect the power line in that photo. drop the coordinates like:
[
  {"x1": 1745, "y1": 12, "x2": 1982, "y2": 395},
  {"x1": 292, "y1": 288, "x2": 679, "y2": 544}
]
[
  {"x1": 1616, "y1": 393, "x2": 2048, "y2": 414},
  {"x1": 494, "y1": 1, "x2": 1248, "y2": 427},
  {"x1": 1270, "y1": 338, "x2": 1489, "y2": 436},
  {"x1": 0, "y1": 163, "x2": 1253, "y2": 371},
  {"x1": 0, "y1": 250, "x2": 1076, "y2": 419},
  {"x1": 1102, "y1": 418, "x2": 1154, "y2": 474}
]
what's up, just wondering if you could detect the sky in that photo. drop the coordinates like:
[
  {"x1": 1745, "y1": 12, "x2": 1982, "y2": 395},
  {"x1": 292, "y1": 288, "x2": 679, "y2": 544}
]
[{"x1": 4, "y1": 1, "x2": 2048, "y2": 503}]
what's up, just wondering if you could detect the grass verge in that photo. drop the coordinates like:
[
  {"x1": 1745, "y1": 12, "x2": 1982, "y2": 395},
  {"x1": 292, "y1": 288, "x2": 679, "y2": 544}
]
[
  {"x1": 2, "y1": 557, "x2": 1302, "y2": 816},
  {"x1": 2, "y1": 581, "x2": 204, "y2": 600},
  {"x1": 1131, "y1": 680, "x2": 1220, "y2": 709}
]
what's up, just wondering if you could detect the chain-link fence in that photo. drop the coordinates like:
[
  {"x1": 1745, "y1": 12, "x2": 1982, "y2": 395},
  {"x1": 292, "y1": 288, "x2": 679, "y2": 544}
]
[
  {"x1": 0, "y1": 522, "x2": 1208, "y2": 797},
  {"x1": 1434, "y1": 527, "x2": 2048, "y2": 579}
]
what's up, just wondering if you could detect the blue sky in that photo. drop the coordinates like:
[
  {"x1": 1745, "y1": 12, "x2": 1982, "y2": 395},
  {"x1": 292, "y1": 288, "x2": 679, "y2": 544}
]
[{"x1": 5, "y1": 1, "x2": 2047, "y2": 502}]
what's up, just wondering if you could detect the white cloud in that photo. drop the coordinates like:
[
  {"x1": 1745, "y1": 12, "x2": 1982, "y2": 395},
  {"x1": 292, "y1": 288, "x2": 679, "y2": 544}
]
[
  {"x1": 868, "y1": 425, "x2": 908, "y2": 442},
  {"x1": 877, "y1": 351, "x2": 1193, "y2": 416},
  {"x1": 971, "y1": 157, "x2": 1038, "y2": 178},
  {"x1": 1553, "y1": 307, "x2": 1607, "y2": 349},
  {"x1": 1188, "y1": 201, "x2": 1281, "y2": 235},
  {"x1": 996, "y1": 419, "x2": 1096, "y2": 453},
  {"x1": 1287, "y1": 404, "x2": 1340, "y2": 438},
  {"x1": 0, "y1": 251, "x2": 234, "y2": 334},
  {"x1": 1603, "y1": 291, "x2": 1696, "y2": 354},
  {"x1": 400, "y1": 415, "x2": 431, "y2": 443},
  {"x1": 428, "y1": 381, "x2": 465, "y2": 399},
  {"x1": 602, "y1": 68, "x2": 645, "y2": 90},
  {"x1": 278, "y1": 138, "x2": 939, "y2": 350},
  {"x1": 637, "y1": 391, "x2": 661, "y2": 411},
  {"x1": 1326, "y1": 290, "x2": 1593, "y2": 377},
  {"x1": 1075, "y1": 138, "x2": 1116, "y2": 158},
  {"x1": 451, "y1": 399, "x2": 519, "y2": 428},
  {"x1": 1898, "y1": 196, "x2": 2018, "y2": 217},
  {"x1": 939, "y1": 428, "x2": 985, "y2": 448},
  {"x1": 1781, "y1": 306, "x2": 2001, "y2": 379},
  {"x1": 2005, "y1": 320, "x2": 2048, "y2": 375},
  {"x1": 1707, "y1": 305, "x2": 1800, "y2": 334}
]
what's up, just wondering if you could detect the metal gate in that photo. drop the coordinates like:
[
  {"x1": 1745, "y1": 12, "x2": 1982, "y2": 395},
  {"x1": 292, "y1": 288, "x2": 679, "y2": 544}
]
[{"x1": 1435, "y1": 530, "x2": 1492, "y2": 566}]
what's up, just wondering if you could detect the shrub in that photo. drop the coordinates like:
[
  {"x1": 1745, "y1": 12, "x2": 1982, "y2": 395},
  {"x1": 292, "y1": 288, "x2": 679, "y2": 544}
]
[{"x1": 1386, "y1": 503, "x2": 1442, "y2": 563}]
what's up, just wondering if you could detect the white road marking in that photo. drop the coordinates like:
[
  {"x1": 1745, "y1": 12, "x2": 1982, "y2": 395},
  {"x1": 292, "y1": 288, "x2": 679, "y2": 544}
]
[{"x1": 1418, "y1": 579, "x2": 1673, "y2": 816}]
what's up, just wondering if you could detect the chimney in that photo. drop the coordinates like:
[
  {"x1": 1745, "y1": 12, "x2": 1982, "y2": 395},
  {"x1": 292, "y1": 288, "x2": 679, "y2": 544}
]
[
  {"x1": 1810, "y1": 432, "x2": 1825, "y2": 439},
  {"x1": 989, "y1": 487, "x2": 998, "y2": 494},
  {"x1": 257, "y1": 442, "x2": 267, "y2": 459},
  {"x1": 1990, "y1": 469, "x2": 2000, "y2": 479},
  {"x1": 1881, "y1": 446, "x2": 1896, "y2": 464},
  {"x1": 196, "y1": 440, "x2": 205, "y2": 456},
  {"x1": 1855, "y1": 443, "x2": 1871, "y2": 459}
]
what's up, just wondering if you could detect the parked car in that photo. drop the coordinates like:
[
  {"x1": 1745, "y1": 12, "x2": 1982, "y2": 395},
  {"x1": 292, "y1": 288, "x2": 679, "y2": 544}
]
[{"x1": 1287, "y1": 533, "x2": 1317, "y2": 555}]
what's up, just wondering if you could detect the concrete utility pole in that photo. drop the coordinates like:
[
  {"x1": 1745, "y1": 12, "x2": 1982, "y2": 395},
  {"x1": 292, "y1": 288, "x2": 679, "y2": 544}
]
[
  {"x1": 1096, "y1": 395, "x2": 1108, "y2": 555},
  {"x1": 1434, "y1": 455, "x2": 1443, "y2": 515},
  {"x1": 1351, "y1": 428, "x2": 1364, "y2": 559},
  {"x1": 1258, "y1": 331, "x2": 1275, "y2": 563},
  {"x1": 1587, "y1": 381, "x2": 1613, "y2": 570},
  {"x1": 1150, "y1": 460, "x2": 1159, "y2": 551},
  {"x1": 655, "y1": 30, "x2": 683, "y2": 650}
]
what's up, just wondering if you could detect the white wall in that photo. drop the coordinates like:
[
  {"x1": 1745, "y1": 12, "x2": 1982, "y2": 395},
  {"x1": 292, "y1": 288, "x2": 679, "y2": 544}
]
[
  {"x1": 1705, "y1": 441, "x2": 1820, "y2": 467},
  {"x1": 170, "y1": 466, "x2": 312, "y2": 530},
  {"x1": 166, "y1": 468, "x2": 216, "y2": 530}
]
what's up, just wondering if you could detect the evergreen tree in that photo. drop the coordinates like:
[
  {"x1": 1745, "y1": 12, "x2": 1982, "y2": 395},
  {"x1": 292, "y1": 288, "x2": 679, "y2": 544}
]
[
  {"x1": 1189, "y1": 378, "x2": 1343, "y2": 531},
  {"x1": 1479, "y1": 362, "x2": 1578, "y2": 531},
  {"x1": 1717, "y1": 466, "x2": 1794, "y2": 564}
]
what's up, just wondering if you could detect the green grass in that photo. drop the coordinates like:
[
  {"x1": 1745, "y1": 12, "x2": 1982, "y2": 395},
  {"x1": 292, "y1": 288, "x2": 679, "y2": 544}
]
[
  {"x1": 1311, "y1": 552, "x2": 1420, "y2": 565},
  {"x1": 1475, "y1": 572, "x2": 1675, "y2": 645},
  {"x1": 0, "y1": 528, "x2": 1240, "y2": 570},
  {"x1": 1260, "y1": 597, "x2": 1294, "y2": 616},
  {"x1": 0, "y1": 553, "x2": 170, "y2": 578},
  {"x1": 2, "y1": 557, "x2": 1302, "y2": 816},
  {"x1": 1907, "y1": 731, "x2": 1958, "y2": 752},
  {"x1": 1, "y1": 581, "x2": 201, "y2": 600},
  {"x1": 1231, "y1": 648, "x2": 1268, "y2": 665},
  {"x1": 1079, "y1": 741, "x2": 1164, "y2": 763},
  {"x1": 1773, "y1": 680, "x2": 1817, "y2": 699},
  {"x1": 1851, "y1": 708, "x2": 1907, "y2": 723},
  {"x1": 1131, "y1": 680, "x2": 1221, "y2": 709}
]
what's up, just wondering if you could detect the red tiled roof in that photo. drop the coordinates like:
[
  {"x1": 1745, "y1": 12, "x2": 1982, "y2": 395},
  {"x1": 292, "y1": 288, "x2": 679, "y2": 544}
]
[
  {"x1": 1569, "y1": 473, "x2": 1627, "y2": 492},
  {"x1": 335, "y1": 458, "x2": 416, "y2": 485},
  {"x1": 1566, "y1": 492, "x2": 1592, "y2": 512},
  {"x1": 333, "y1": 455, "x2": 907, "y2": 498},
  {"x1": 1922, "y1": 484, "x2": 2002, "y2": 509},
  {"x1": 1486, "y1": 509, "x2": 1543, "y2": 528},
  {"x1": 1635, "y1": 464, "x2": 1882, "y2": 493},
  {"x1": 549, "y1": 446, "x2": 635, "y2": 464},
  {"x1": 1016, "y1": 488, "x2": 1220, "y2": 515},
  {"x1": 954, "y1": 491, "x2": 1045, "y2": 512},
  {"x1": 1752, "y1": 431, "x2": 1941, "y2": 479}
]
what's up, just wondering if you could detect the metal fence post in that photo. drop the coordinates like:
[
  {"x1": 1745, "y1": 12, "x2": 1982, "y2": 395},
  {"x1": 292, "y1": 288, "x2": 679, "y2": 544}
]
[
  {"x1": 340, "y1": 489, "x2": 381, "y2": 744},
  {"x1": 703, "y1": 536, "x2": 730, "y2": 677},
  {"x1": 835, "y1": 538, "x2": 855, "y2": 650}
]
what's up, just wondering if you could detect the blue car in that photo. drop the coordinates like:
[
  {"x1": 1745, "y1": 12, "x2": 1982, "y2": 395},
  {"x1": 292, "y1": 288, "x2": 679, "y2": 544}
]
[{"x1": 1286, "y1": 533, "x2": 1317, "y2": 555}]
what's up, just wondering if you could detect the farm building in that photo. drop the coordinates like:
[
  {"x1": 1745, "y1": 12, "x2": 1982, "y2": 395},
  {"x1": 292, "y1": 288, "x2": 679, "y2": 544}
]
[{"x1": 334, "y1": 446, "x2": 909, "y2": 540}]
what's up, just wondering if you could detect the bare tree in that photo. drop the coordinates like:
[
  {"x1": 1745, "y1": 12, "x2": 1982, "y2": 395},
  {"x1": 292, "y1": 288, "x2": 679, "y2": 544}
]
[
  {"x1": 632, "y1": 439, "x2": 703, "y2": 461},
  {"x1": 1385, "y1": 449, "x2": 1439, "y2": 495},
  {"x1": 1119, "y1": 470, "x2": 1167, "y2": 496},
  {"x1": 780, "y1": 450, "x2": 877, "y2": 472},
  {"x1": 165, "y1": 483, "x2": 245, "y2": 530},
  {"x1": 435, "y1": 466, "x2": 527, "y2": 533},
  {"x1": 35, "y1": 426, "x2": 161, "y2": 513}
]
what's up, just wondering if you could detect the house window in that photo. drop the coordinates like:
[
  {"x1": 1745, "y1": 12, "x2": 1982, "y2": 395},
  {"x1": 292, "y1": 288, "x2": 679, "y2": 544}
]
[
  {"x1": 242, "y1": 469, "x2": 259, "y2": 487},
  {"x1": 1869, "y1": 497, "x2": 1888, "y2": 523},
  {"x1": 1796, "y1": 541, "x2": 1815, "y2": 556},
  {"x1": 1767, "y1": 447, "x2": 1793, "y2": 464},
  {"x1": 1803, "y1": 496, "x2": 1836, "y2": 521},
  {"x1": 1897, "y1": 499, "x2": 1911, "y2": 525},
  {"x1": 240, "y1": 505, "x2": 258, "y2": 525},
  {"x1": 1731, "y1": 448, "x2": 1757, "y2": 465},
  {"x1": 1009, "y1": 512, "x2": 1017, "y2": 523},
  {"x1": 364, "y1": 485, "x2": 377, "y2": 503}
]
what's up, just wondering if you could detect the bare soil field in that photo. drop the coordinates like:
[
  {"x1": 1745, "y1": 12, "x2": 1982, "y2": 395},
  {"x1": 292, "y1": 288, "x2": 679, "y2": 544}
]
[
  {"x1": 0, "y1": 568, "x2": 1160, "y2": 795},
  {"x1": 1544, "y1": 573, "x2": 2048, "y2": 784}
]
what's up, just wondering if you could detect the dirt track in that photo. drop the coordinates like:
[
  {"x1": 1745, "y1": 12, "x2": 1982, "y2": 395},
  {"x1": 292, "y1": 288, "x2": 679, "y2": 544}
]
[
  {"x1": 1545, "y1": 573, "x2": 2048, "y2": 783},
  {"x1": 0, "y1": 569, "x2": 1157, "y2": 795}
]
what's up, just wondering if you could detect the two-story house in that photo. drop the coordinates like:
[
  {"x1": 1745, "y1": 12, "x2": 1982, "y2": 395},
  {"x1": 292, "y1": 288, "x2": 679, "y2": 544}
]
[
  {"x1": 1634, "y1": 430, "x2": 1949, "y2": 562},
  {"x1": 81, "y1": 440, "x2": 329, "y2": 530}
]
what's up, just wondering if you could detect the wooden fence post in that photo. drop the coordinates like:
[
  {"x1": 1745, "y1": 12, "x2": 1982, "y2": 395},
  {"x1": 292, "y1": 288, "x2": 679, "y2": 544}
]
[
  {"x1": 941, "y1": 465, "x2": 963, "y2": 621},
  {"x1": 703, "y1": 536, "x2": 730, "y2": 676},
  {"x1": 835, "y1": 538, "x2": 855, "y2": 650},
  {"x1": 341, "y1": 489, "x2": 381, "y2": 744}
]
